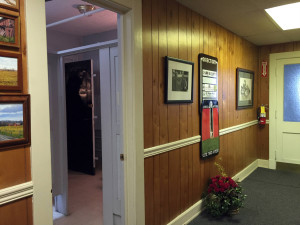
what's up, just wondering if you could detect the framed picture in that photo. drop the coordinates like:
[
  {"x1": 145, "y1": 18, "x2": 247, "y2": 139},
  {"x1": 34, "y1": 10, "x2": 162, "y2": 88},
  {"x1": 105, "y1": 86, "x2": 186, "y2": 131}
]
[
  {"x1": 0, "y1": 95, "x2": 30, "y2": 149},
  {"x1": 0, "y1": 51, "x2": 22, "y2": 91},
  {"x1": 0, "y1": 0, "x2": 19, "y2": 11},
  {"x1": 236, "y1": 68, "x2": 254, "y2": 109},
  {"x1": 165, "y1": 56, "x2": 194, "y2": 103},
  {"x1": 0, "y1": 12, "x2": 20, "y2": 48}
]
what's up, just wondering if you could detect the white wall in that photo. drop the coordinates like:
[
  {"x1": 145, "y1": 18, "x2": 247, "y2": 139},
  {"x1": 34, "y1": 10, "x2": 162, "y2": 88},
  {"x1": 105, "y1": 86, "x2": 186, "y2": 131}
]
[
  {"x1": 47, "y1": 29, "x2": 118, "y2": 52},
  {"x1": 47, "y1": 30, "x2": 82, "y2": 52},
  {"x1": 82, "y1": 29, "x2": 118, "y2": 45}
]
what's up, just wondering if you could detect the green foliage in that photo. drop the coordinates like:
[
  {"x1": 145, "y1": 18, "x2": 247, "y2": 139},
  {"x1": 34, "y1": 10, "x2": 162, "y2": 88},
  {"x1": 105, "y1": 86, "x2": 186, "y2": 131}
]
[
  {"x1": 0, "y1": 125, "x2": 23, "y2": 139},
  {"x1": 203, "y1": 175, "x2": 246, "y2": 217},
  {"x1": 0, "y1": 36, "x2": 15, "y2": 43}
]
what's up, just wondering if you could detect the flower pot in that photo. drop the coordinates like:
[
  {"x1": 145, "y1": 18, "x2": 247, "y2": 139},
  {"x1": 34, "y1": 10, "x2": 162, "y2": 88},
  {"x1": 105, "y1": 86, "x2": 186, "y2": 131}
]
[{"x1": 228, "y1": 208, "x2": 239, "y2": 216}]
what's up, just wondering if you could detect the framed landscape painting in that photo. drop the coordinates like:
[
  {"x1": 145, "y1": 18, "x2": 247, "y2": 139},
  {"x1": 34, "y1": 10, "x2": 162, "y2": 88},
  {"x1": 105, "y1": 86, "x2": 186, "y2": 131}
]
[
  {"x1": 0, "y1": 0, "x2": 19, "y2": 11},
  {"x1": 0, "y1": 52, "x2": 22, "y2": 91},
  {"x1": 0, "y1": 95, "x2": 30, "y2": 149},
  {"x1": 0, "y1": 13, "x2": 20, "y2": 48}
]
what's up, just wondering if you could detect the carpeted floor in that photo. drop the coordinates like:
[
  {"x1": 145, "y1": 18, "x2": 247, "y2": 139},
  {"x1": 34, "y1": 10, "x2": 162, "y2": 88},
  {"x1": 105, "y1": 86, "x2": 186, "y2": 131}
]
[{"x1": 189, "y1": 168, "x2": 300, "y2": 225}]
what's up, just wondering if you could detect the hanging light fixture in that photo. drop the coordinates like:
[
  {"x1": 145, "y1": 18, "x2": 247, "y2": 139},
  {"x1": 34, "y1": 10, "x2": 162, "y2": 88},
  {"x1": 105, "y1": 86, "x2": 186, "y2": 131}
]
[{"x1": 74, "y1": 4, "x2": 95, "y2": 14}]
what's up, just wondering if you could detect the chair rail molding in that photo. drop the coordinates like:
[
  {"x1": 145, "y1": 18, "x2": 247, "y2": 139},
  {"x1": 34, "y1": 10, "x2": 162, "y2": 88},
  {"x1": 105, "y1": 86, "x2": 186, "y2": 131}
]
[
  {"x1": 0, "y1": 181, "x2": 33, "y2": 206},
  {"x1": 144, "y1": 120, "x2": 258, "y2": 157}
]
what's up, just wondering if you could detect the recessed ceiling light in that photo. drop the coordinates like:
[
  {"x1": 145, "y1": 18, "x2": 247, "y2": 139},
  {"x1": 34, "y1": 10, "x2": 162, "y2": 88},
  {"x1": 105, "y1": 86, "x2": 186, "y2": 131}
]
[{"x1": 265, "y1": 2, "x2": 300, "y2": 30}]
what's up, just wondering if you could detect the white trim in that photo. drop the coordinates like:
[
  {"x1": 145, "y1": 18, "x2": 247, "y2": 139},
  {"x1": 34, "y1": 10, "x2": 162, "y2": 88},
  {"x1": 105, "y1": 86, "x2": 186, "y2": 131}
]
[
  {"x1": 56, "y1": 40, "x2": 118, "y2": 56},
  {"x1": 232, "y1": 160, "x2": 258, "y2": 182},
  {"x1": 266, "y1": 119, "x2": 270, "y2": 124},
  {"x1": 0, "y1": 182, "x2": 33, "y2": 206},
  {"x1": 219, "y1": 120, "x2": 258, "y2": 136},
  {"x1": 144, "y1": 136, "x2": 201, "y2": 158},
  {"x1": 27, "y1": 0, "x2": 54, "y2": 224},
  {"x1": 269, "y1": 51, "x2": 300, "y2": 170},
  {"x1": 258, "y1": 159, "x2": 269, "y2": 168},
  {"x1": 167, "y1": 159, "x2": 268, "y2": 225},
  {"x1": 166, "y1": 200, "x2": 204, "y2": 225},
  {"x1": 144, "y1": 120, "x2": 258, "y2": 157}
]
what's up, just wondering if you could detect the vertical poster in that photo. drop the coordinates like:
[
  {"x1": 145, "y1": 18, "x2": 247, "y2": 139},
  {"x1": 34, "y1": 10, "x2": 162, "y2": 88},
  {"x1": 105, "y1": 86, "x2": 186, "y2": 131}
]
[{"x1": 199, "y1": 54, "x2": 219, "y2": 158}]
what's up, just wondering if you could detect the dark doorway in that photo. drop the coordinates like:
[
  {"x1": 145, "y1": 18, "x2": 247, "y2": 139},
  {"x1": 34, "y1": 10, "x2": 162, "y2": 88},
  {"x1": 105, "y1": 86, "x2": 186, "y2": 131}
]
[{"x1": 65, "y1": 60, "x2": 95, "y2": 175}]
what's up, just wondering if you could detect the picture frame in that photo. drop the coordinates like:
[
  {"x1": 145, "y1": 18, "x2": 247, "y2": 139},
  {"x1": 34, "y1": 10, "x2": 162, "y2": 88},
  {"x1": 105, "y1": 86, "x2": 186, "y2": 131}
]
[
  {"x1": 0, "y1": 51, "x2": 22, "y2": 91},
  {"x1": 0, "y1": 95, "x2": 30, "y2": 149},
  {"x1": 165, "y1": 56, "x2": 194, "y2": 103},
  {"x1": 0, "y1": 0, "x2": 19, "y2": 11},
  {"x1": 236, "y1": 68, "x2": 254, "y2": 109},
  {"x1": 0, "y1": 12, "x2": 20, "y2": 48}
]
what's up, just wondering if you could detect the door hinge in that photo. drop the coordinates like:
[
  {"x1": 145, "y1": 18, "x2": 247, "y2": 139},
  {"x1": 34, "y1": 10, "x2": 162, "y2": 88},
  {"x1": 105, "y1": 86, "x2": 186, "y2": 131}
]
[
  {"x1": 120, "y1": 154, "x2": 124, "y2": 161},
  {"x1": 275, "y1": 151, "x2": 277, "y2": 160},
  {"x1": 275, "y1": 110, "x2": 277, "y2": 119}
]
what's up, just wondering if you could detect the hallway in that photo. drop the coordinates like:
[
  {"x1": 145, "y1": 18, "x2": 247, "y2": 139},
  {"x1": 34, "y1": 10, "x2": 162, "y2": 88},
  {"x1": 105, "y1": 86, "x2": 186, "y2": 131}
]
[{"x1": 53, "y1": 168, "x2": 103, "y2": 225}]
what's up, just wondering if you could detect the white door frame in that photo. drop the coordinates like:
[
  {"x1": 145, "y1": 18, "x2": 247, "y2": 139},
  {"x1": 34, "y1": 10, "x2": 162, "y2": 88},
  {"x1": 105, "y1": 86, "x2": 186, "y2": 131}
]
[
  {"x1": 27, "y1": 0, "x2": 144, "y2": 224},
  {"x1": 269, "y1": 51, "x2": 300, "y2": 169}
]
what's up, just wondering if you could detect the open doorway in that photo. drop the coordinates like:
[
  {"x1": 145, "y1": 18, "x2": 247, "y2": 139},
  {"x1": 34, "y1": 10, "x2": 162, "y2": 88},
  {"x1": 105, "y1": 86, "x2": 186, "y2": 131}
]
[{"x1": 45, "y1": 0, "x2": 121, "y2": 224}]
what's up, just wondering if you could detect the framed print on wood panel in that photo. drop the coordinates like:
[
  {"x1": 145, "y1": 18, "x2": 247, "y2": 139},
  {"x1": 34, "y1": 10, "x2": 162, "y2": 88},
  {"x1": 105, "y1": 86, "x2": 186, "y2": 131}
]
[
  {"x1": 165, "y1": 56, "x2": 194, "y2": 103},
  {"x1": 0, "y1": 12, "x2": 20, "y2": 48},
  {"x1": 0, "y1": 51, "x2": 22, "y2": 91},
  {"x1": 236, "y1": 68, "x2": 254, "y2": 109},
  {"x1": 0, "y1": 0, "x2": 19, "y2": 11},
  {"x1": 0, "y1": 95, "x2": 30, "y2": 149}
]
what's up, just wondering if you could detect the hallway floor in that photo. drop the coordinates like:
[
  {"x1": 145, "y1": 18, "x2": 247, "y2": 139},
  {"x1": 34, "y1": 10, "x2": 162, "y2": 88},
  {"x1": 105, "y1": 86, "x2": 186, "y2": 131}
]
[{"x1": 53, "y1": 168, "x2": 103, "y2": 225}]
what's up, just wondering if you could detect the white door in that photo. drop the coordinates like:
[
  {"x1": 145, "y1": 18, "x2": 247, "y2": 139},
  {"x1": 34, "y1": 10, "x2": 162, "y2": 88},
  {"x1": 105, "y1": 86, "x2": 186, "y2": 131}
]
[
  {"x1": 274, "y1": 57, "x2": 300, "y2": 164},
  {"x1": 100, "y1": 46, "x2": 124, "y2": 225},
  {"x1": 47, "y1": 53, "x2": 69, "y2": 215}
]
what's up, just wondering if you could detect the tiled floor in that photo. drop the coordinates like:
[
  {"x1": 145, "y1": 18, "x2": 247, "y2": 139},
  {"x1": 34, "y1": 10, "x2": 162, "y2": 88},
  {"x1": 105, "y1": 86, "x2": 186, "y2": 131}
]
[{"x1": 53, "y1": 168, "x2": 103, "y2": 225}]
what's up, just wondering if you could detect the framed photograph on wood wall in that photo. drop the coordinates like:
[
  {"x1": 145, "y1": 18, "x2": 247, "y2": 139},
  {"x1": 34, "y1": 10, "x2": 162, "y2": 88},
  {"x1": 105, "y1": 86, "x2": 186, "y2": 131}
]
[
  {"x1": 0, "y1": 95, "x2": 30, "y2": 149},
  {"x1": 0, "y1": 51, "x2": 22, "y2": 91},
  {"x1": 236, "y1": 68, "x2": 254, "y2": 109},
  {"x1": 0, "y1": 0, "x2": 19, "y2": 11},
  {"x1": 0, "y1": 12, "x2": 20, "y2": 48},
  {"x1": 165, "y1": 56, "x2": 194, "y2": 103}
]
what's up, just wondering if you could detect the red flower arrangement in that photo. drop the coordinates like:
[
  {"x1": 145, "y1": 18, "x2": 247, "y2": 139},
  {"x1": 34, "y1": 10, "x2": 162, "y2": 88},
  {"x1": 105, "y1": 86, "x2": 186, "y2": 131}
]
[
  {"x1": 207, "y1": 175, "x2": 238, "y2": 194},
  {"x1": 203, "y1": 175, "x2": 246, "y2": 217}
]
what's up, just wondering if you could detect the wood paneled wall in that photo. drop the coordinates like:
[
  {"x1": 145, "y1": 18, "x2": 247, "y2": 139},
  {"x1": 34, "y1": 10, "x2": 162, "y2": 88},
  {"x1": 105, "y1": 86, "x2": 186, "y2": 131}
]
[
  {"x1": 0, "y1": 1, "x2": 32, "y2": 224},
  {"x1": 257, "y1": 42, "x2": 300, "y2": 159},
  {"x1": 143, "y1": 0, "x2": 259, "y2": 224}
]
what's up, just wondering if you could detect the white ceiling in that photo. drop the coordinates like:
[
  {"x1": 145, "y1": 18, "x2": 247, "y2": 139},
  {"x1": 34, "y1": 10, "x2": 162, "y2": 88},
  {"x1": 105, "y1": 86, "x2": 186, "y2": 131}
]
[
  {"x1": 177, "y1": 0, "x2": 300, "y2": 46},
  {"x1": 46, "y1": 0, "x2": 117, "y2": 37}
]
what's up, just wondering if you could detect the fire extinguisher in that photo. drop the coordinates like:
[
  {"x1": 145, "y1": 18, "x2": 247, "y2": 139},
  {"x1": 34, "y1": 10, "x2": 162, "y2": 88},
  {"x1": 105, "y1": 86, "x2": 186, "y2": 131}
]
[{"x1": 257, "y1": 105, "x2": 267, "y2": 126}]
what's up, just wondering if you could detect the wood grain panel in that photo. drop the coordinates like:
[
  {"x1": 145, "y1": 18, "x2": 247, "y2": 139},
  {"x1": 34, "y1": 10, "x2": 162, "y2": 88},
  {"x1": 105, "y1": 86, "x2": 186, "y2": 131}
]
[
  {"x1": 144, "y1": 157, "x2": 154, "y2": 225},
  {"x1": 159, "y1": 153, "x2": 169, "y2": 225},
  {"x1": 143, "y1": 0, "x2": 261, "y2": 224},
  {"x1": 0, "y1": 148, "x2": 27, "y2": 189},
  {"x1": 167, "y1": 0, "x2": 181, "y2": 220},
  {"x1": 143, "y1": 0, "x2": 153, "y2": 149},
  {"x1": 186, "y1": 9, "x2": 194, "y2": 206},
  {"x1": 158, "y1": 0, "x2": 168, "y2": 145},
  {"x1": 191, "y1": 12, "x2": 201, "y2": 203},
  {"x1": 0, "y1": 198, "x2": 31, "y2": 225},
  {"x1": 152, "y1": 0, "x2": 160, "y2": 147}
]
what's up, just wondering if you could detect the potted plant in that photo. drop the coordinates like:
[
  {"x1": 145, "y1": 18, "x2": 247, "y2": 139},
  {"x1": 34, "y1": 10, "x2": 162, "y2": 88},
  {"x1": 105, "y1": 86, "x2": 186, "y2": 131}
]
[{"x1": 202, "y1": 161, "x2": 246, "y2": 217}]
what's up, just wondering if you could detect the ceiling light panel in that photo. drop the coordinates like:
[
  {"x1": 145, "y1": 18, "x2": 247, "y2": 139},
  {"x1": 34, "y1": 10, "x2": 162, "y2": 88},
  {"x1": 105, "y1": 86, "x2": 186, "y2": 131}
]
[{"x1": 265, "y1": 2, "x2": 300, "y2": 30}]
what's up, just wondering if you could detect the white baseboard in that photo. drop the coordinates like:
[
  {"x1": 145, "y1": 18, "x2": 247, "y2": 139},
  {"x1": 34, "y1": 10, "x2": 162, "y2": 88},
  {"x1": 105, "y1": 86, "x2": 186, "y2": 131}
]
[
  {"x1": 166, "y1": 200, "x2": 204, "y2": 225},
  {"x1": 167, "y1": 159, "x2": 272, "y2": 225},
  {"x1": 232, "y1": 160, "x2": 258, "y2": 182},
  {"x1": 258, "y1": 159, "x2": 269, "y2": 168}
]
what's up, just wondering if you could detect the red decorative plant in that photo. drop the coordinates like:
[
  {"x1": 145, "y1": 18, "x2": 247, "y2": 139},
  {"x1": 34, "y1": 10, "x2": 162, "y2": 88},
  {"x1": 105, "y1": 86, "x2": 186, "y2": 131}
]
[{"x1": 203, "y1": 161, "x2": 246, "y2": 217}]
